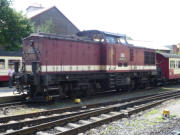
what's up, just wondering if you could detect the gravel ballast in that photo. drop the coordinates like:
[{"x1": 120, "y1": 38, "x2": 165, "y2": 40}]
[{"x1": 84, "y1": 99, "x2": 180, "y2": 135}]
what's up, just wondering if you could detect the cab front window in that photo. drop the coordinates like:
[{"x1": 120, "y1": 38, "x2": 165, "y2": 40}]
[
  {"x1": 117, "y1": 37, "x2": 127, "y2": 44},
  {"x1": 92, "y1": 34, "x2": 104, "y2": 42},
  {"x1": 106, "y1": 36, "x2": 117, "y2": 44}
]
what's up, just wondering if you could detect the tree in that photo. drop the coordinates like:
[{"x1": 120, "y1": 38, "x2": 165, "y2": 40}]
[
  {"x1": 127, "y1": 36, "x2": 133, "y2": 40},
  {"x1": 36, "y1": 19, "x2": 55, "y2": 33},
  {"x1": 0, "y1": 0, "x2": 33, "y2": 50}
]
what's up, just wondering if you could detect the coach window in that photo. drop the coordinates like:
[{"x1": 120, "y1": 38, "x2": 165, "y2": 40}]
[
  {"x1": 170, "y1": 60, "x2": 175, "y2": 69},
  {"x1": 8, "y1": 60, "x2": 14, "y2": 68},
  {"x1": 176, "y1": 61, "x2": 178, "y2": 68},
  {"x1": 0, "y1": 59, "x2": 5, "y2": 69},
  {"x1": 178, "y1": 61, "x2": 180, "y2": 68},
  {"x1": 8, "y1": 60, "x2": 20, "y2": 68}
]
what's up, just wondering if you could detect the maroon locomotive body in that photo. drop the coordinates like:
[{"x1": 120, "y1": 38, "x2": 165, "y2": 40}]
[{"x1": 14, "y1": 30, "x2": 159, "y2": 101}]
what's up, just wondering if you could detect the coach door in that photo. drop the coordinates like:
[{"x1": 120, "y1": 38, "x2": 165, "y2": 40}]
[{"x1": 109, "y1": 46, "x2": 116, "y2": 71}]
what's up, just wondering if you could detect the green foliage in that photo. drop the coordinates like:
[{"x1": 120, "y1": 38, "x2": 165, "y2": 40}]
[
  {"x1": 36, "y1": 19, "x2": 55, "y2": 33},
  {"x1": 0, "y1": 0, "x2": 33, "y2": 50}
]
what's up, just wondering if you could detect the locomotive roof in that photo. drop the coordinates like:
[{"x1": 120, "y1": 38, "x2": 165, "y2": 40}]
[
  {"x1": 26, "y1": 33, "x2": 97, "y2": 43},
  {"x1": 0, "y1": 51, "x2": 22, "y2": 56},
  {"x1": 158, "y1": 52, "x2": 180, "y2": 58},
  {"x1": 77, "y1": 30, "x2": 126, "y2": 37},
  {"x1": 25, "y1": 32, "x2": 154, "y2": 51}
]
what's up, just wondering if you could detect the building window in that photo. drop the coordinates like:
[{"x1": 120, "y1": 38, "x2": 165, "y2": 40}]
[{"x1": 0, "y1": 59, "x2": 5, "y2": 69}]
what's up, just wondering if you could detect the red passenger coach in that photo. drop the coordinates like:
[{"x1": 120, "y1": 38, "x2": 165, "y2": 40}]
[
  {"x1": 14, "y1": 30, "x2": 159, "y2": 101},
  {"x1": 156, "y1": 53, "x2": 180, "y2": 80},
  {"x1": 0, "y1": 51, "x2": 22, "y2": 83}
]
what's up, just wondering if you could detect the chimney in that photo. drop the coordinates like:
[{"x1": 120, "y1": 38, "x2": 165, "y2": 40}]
[
  {"x1": 172, "y1": 45, "x2": 178, "y2": 54},
  {"x1": 26, "y1": 4, "x2": 44, "y2": 13}
]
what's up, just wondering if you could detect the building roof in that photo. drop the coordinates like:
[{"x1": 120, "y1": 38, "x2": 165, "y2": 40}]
[
  {"x1": 128, "y1": 40, "x2": 171, "y2": 50},
  {"x1": 158, "y1": 52, "x2": 180, "y2": 58},
  {"x1": 26, "y1": 6, "x2": 52, "y2": 19},
  {"x1": 0, "y1": 51, "x2": 22, "y2": 57},
  {"x1": 26, "y1": 6, "x2": 79, "y2": 32}
]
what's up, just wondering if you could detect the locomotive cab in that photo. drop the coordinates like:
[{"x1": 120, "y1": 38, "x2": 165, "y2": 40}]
[{"x1": 77, "y1": 30, "x2": 128, "y2": 45}]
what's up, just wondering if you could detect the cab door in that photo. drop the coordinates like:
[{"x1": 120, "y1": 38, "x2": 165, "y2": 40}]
[{"x1": 109, "y1": 46, "x2": 116, "y2": 71}]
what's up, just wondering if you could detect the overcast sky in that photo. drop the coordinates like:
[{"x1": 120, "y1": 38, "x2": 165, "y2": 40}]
[{"x1": 12, "y1": 0, "x2": 180, "y2": 45}]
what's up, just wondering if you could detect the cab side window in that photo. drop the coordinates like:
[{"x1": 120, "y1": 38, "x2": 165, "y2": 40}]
[
  {"x1": 0, "y1": 59, "x2": 5, "y2": 69},
  {"x1": 144, "y1": 52, "x2": 155, "y2": 65}
]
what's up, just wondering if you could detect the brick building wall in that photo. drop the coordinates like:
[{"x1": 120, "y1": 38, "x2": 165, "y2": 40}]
[{"x1": 30, "y1": 7, "x2": 79, "y2": 35}]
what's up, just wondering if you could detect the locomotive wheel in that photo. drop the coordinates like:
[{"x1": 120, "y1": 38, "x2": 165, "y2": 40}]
[
  {"x1": 58, "y1": 86, "x2": 65, "y2": 99},
  {"x1": 85, "y1": 83, "x2": 95, "y2": 97},
  {"x1": 86, "y1": 88, "x2": 95, "y2": 97},
  {"x1": 116, "y1": 88, "x2": 122, "y2": 92},
  {"x1": 68, "y1": 88, "x2": 81, "y2": 99}
]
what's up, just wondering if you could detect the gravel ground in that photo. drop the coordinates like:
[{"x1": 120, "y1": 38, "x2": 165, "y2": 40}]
[
  {"x1": 84, "y1": 98, "x2": 180, "y2": 135},
  {"x1": 0, "y1": 84, "x2": 180, "y2": 117}
]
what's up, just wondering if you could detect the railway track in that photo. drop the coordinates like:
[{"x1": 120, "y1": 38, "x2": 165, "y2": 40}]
[
  {"x1": 0, "y1": 90, "x2": 180, "y2": 135},
  {"x1": 0, "y1": 101, "x2": 28, "y2": 108},
  {"x1": 0, "y1": 95, "x2": 26, "y2": 104},
  {"x1": 0, "y1": 86, "x2": 167, "y2": 110}
]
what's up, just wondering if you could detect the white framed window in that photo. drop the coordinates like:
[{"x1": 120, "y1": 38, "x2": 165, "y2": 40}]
[
  {"x1": 0, "y1": 59, "x2": 5, "y2": 69},
  {"x1": 170, "y1": 60, "x2": 175, "y2": 69}
]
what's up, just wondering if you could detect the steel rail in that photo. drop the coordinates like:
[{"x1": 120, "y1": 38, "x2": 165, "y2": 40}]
[
  {"x1": 0, "y1": 101, "x2": 28, "y2": 108},
  {"x1": 56, "y1": 95, "x2": 180, "y2": 135}
]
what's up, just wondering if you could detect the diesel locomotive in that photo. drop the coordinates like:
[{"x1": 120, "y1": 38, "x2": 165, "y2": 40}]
[{"x1": 14, "y1": 30, "x2": 174, "y2": 101}]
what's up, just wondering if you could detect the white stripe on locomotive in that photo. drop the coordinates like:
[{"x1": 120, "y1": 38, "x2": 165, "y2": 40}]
[{"x1": 25, "y1": 65, "x2": 156, "y2": 72}]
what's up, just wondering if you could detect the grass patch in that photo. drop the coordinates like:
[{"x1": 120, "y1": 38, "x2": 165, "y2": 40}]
[
  {"x1": 13, "y1": 108, "x2": 41, "y2": 115},
  {"x1": 144, "y1": 109, "x2": 160, "y2": 118}
]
